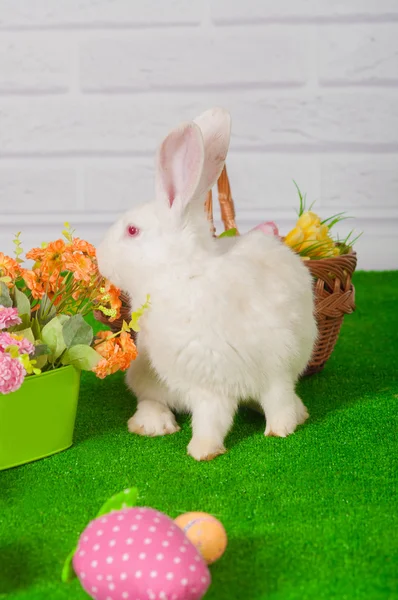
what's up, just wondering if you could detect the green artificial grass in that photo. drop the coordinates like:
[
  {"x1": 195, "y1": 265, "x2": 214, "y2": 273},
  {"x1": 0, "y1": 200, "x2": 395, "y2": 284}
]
[{"x1": 1, "y1": 271, "x2": 397, "y2": 600}]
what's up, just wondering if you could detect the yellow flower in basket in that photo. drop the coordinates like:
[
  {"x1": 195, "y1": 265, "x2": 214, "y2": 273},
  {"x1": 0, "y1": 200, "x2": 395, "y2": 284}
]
[
  {"x1": 285, "y1": 212, "x2": 338, "y2": 259},
  {"x1": 297, "y1": 211, "x2": 321, "y2": 230},
  {"x1": 285, "y1": 225, "x2": 305, "y2": 249},
  {"x1": 283, "y1": 182, "x2": 360, "y2": 260}
]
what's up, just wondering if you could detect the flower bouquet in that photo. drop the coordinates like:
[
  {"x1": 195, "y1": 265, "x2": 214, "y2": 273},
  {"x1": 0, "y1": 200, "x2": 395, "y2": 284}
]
[
  {"x1": 0, "y1": 223, "x2": 147, "y2": 396},
  {"x1": 0, "y1": 224, "x2": 146, "y2": 470}
]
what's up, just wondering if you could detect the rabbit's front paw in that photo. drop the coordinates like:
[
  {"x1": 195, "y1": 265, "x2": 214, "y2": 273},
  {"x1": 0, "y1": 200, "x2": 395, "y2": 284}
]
[
  {"x1": 187, "y1": 437, "x2": 226, "y2": 461},
  {"x1": 264, "y1": 397, "x2": 309, "y2": 438},
  {"x1": 128, "y1": 401, "x2": 180, "y2": 437}
]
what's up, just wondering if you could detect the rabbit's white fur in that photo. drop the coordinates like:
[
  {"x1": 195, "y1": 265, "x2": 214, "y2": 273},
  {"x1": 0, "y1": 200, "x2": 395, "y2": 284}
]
[{"x1": 96, "y1": 107, "x2": 317, "y2": 461}]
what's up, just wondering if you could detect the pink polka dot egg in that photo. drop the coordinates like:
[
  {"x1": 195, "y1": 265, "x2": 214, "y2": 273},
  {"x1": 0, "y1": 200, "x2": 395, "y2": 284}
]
[{"x1": 73, "y1": 506, "x2": 211, "y2": 600}]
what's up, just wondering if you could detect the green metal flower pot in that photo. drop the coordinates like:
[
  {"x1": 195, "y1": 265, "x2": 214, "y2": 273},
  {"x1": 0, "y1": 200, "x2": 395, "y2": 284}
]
[{"x1": 0, "y1": 365, "x2": 81, "y2": 471}]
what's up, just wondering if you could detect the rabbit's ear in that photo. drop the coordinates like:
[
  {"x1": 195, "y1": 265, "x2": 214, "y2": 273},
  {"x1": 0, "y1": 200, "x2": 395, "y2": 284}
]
[
  {"x1": 155, "y1": 122, "x2": 205, "y2": 212},
  {"x1": 193, "y1": 107, "x2": 231, "y2": 194}
]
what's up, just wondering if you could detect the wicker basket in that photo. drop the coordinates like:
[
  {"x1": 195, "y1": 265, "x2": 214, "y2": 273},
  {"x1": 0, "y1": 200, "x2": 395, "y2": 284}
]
[{"x1": 96, "y1": 165, "x2": 357, "y2": 376}]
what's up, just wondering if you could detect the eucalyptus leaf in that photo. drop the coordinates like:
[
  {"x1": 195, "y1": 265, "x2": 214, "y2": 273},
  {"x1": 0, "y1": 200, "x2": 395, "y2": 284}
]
[
  {"x1": 16, "y1": 328, "x2": 35, "y2": 344},
  {"x1": 96, "y1": 488, "x2": 139, "y2": 517},
  {"x1": 13, "y1": 287, "x2": 31, "y2": 318},
  {"x1": 61, "y1": 345, "x2": 102, "y2": 371},
  {"x1": 38, "y1": 293, "x2": 56, "y2": 326},
  {"x1": 0, "y1": 282, "x2": 12, "y2": 308},
  {"x1": 42, "y1": 317, "x2": 66, "y2": 360},
  {"x1": 34, "y1": 343, "x2": 50, "y2": 357},
  {"x1": 62, "y1": 315, "x2": 93, "y2": 349},
  {"x1": 57, "y1": 315, "x2": 70, "y2": 325},
  {"x1": 31, "y1": 317, "x2": 42, "y2": 340},
  {"x1": 34, "y1": 354, "x2": 48, "y2": 370},
  {"x1": 13, "y1": 314, "x2": 31, "y2": 331}
]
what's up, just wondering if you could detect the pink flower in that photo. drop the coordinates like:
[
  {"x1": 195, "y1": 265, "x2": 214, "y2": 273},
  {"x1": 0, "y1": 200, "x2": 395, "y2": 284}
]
[
  {"x1": 0, "y1": 332, "x2": 34, "y2": 355},
  {"x1": 0, "y1": 306, "x2": 22, "y2": 330},
  {"x1": 251, "y1": 221, "x2": 280, "y2": 237},
  {"x1": 0, "y1": 352, "x2": 25, "y2": 394}
]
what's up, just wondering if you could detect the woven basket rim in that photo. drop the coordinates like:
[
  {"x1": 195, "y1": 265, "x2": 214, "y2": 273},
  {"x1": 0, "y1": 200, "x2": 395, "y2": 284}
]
[{"x1": 304, "y1": 249, "x2": 357, "y2": 269}]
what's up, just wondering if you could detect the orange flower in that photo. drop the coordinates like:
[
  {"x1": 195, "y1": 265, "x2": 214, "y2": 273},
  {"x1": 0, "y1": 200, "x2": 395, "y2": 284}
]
[
  {"x1": 93, "y1": 330, "x2": 137, "y2": 379},
  {"x1": 42, "y1": 239, "x2": 66, "y2": 279},
  {"x1": 93, "y1": 358, "x2": 119, "y2": 379},
  {"x1": 26, "y1": 240, "x2": 66, "y2": 291},
  {"x1": 0, "y1": 252, "x2": 20, "y2": 285},
  {"x1": 72, "y1": 238, "x2": 96, "y2": 257},
  {"x1": 94, "y1": 331, "x2": 117, "y2": 359},
  {"x1": 63, "y1": 252, "x2": 95, "y2": 283},
  {"x1": 20, "y1": 232, "x2": 112, "y2": 311},
  {"x1": 107, "y1": 283, "x2": 122, "y2": 322},
  {"x1": 23, "y1": 269, "x2": 45, "y2": 299},
  {"x1": 107, "y1": 283, "x2": 121, "y2": 311},
  {"x1": 26, "y1": 247, "x2": 46, "y2": 262},
  {"x1": 118, "y1": 331, "x2": 138, "y2": 365},
  {"x1": 45, "y1": 239, "x2": 66, "y2": 265},
  {"x1": 45, "y1": 239, "x2": 66, "y2": 255},
  {"x1": 95, "y1": 281, "x2": 122, "y2": 322}
]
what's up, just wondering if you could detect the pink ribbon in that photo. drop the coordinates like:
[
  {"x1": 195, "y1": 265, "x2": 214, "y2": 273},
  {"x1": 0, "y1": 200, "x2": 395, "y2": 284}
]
[{"x1": 251, "y1": 221, "x2": 280, "y2": 237}]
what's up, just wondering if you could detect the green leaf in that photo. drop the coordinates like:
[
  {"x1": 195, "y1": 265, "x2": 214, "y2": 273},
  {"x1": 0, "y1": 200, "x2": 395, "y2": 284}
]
[
  {"x1": 42, "y1": 317, "x2": 66, "y2": 360},
  {"x1": 129, "y1": 295, "x2": 151, "y2": 333},
  {"x1": 96, "y1": 488, "x2": 139, "y2": 518},
  {"x1": 320, "y1": 212, "x2": 347, "y2": 226},
  {"x1": 31, "y1": 316, "x2": 42, "y2": 340},
  {"x1": 13, "y1": 287, "x2": 31, "y2": 318},
  {"x1": 62, "y1": 222, "x2": 75, "y2": 243},
  {"x1": 61, "y1": 548, "x2": 77, "y2": 583},
  {"x1": 18, "y1": 352, "x2": 40, "y2": 375},
  {"x1": 17, "y1": 328, "x2": 35, "y2": 344},
  {"x1": 346, "y1": 231, "x2": 363, "y2": 246},
  {"x1": 33, "y1": 343, "x2": 50, "y2": 357},
  {"x1": 38, "y1": 294, "x2": 56, "y2": 325},
  {"x1": 0, "y1": 282, "x2": 12, "y2": 308},
  {"x1": 296, "y1": 239, "x2": 335, "y2": 258},
  {"x1": 61, "y1": 345, "x2": 102, "y2": 371},
  {"x1": 13, "y1": 232, "x2": 25, "y2": 264},
  {"x1": 121, "y1": 320, "x2": 130, "y2": 332},
  {"x1": 218, "y1": 228, "x2": 238, "y2": 238},
  {"x1": 6, "y1": 345, "x2": 20, "y2": 359},
  {"x1": 62, "y1": 314, "x2": 93, "y2": 348},
  {"x1": 34, "y1": 354, "x2": 48, "y2": 370},
  {"x1": 57, "y1": 315, "x2": 70, "y2": 325},
  {"x1": 13, "y1": 313, "x2": 31, "y2": 331},
  {"x1": 293, "y1": 180, "x2": 306, "y2": 216}
]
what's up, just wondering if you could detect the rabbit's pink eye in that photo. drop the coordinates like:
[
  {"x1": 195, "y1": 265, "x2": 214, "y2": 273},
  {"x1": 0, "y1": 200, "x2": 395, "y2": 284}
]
[{"x1": 127, "y1": 225, "x2": 140, "y2": 237}]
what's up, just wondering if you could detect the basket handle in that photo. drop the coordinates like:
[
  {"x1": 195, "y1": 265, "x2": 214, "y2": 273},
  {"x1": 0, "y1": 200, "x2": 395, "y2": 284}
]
[{"x1": 205, "y1": 165, "x2": 239, "y2": 235}]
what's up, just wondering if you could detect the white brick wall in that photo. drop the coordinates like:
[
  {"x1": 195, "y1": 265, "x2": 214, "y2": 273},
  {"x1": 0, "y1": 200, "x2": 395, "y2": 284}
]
[{"x1": 1, "y1": 0, "x2": 397, "y2": 271}]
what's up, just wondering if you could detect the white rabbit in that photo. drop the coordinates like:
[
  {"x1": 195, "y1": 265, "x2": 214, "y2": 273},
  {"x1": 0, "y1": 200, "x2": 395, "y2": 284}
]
[{"x1": 96, "y1": 107, "x2": 318, "y2": 461}]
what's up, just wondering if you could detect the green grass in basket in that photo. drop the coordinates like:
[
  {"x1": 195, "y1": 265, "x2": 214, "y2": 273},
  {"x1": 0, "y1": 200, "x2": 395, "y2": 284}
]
[
  {"x1": 0, "y1": 272, "x2": 397, "y2": 600},
  {"x1": 292, "y1": 181, "x2": 362, "y2": 257}
]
